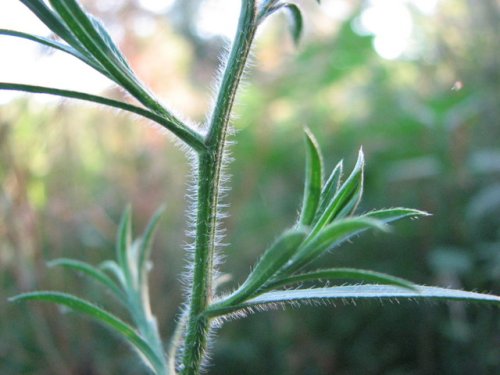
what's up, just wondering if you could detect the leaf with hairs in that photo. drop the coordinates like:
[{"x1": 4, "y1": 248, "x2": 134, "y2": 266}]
[
  {"x1": 311, "y1": 149, "x2": 364, "y2": 235},
  {"x1": 137, "y1": 206, "x2": 165, "y2": 288},
  {"x1": 299, "y1": 129, "x2": 323, "y2": 226},
  {"x1": 207, "y1": 285, "x2": 500, "y2": 317},
  {"x1": 0, "y1": 82, "x2": 205, "y2": 151},
  {"x1": 364, "y1": 207, "x2": 431, "y2": 223},
  {"x1": 47, "y1": 258, "x2": 126, "y2": 301},
  {"x1": 219, "y1": 229, "x2": 307, "y2": 307},
  {"x1": 285, "y1": 217, "x2": 387, "y2": 274},
  {"x1": 9, "y1": 291, "x2": 164, "y2": 372},
  {"x1": 266, "y1": 267, "x2": 417, "y2": 291}
]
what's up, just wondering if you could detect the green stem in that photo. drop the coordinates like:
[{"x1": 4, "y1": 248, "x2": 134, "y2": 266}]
[{"x1": 181, "y1": 1, "x2": 257, "y2": 374}]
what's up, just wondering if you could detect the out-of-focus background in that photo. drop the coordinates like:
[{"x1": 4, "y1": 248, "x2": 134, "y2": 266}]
[{"x1": 1, "y1": 0, "x2": 499, "y2": 374}]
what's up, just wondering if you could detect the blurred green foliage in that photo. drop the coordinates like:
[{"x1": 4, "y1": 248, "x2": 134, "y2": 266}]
[{"x1": 1, "y1": 0, "x2": 499, "y2": 374}]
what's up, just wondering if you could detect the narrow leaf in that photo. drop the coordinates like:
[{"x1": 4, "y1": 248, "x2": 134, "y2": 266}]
[
  {"x1": 0, "y1": 29, "x2": 110, "y2": 78},
  {"x1": 266, "y1": 268, "x2": 417, "y2": 291},
  {"x1": 364, "y1": 207, "x2": 431, "y2": 223},
  {"x1": 207, "y1": 285, "x2": 500, "y2": 317},
  {"x1": 299, "y1": 129, "x2": 323, "y2": 226},
  {"x1": 283, "y1": 3, "x2": 304, "y2": 45},
  {"x1": 47, "y1": 258, "x2": 126, "y2": 300},
  {"x1": 0, "y1": 82, "x2": 205, "y2": 151},
  {"x1": 221, "y1": 229, "x2": 307, "y2": 306},
  {"x1": 137, "y1": 206, "x2": 165, "y2": 288},
  {"x1": 99, "y1": 260, "x2": 126, "y2": 288},
  {"x1": 19, "y1": 0, "x2": 80, "y2": 48},
  {"x1": 117, "y1": 206, "x2": 133, "y2": 286},
  {"x1": 48, "y1": 0, "x2": 165, "y2": 115},
  {"x1": 285, "y1": 217, "x2": 387, "y2": 274},
  {"x1": 9, "y1": 291, "x2": 163, "y2": 371},
  {"x1": 314, "y1": 160, "x2": 343, "y2": 224},
  {"x1": 312, "y1": 148, "x2": 364, "y2": 235}
]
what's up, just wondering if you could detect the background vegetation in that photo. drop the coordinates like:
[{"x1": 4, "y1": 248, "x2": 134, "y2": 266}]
[{"x1": 1, "y1": 0, "x2": 498, "y2": 374}]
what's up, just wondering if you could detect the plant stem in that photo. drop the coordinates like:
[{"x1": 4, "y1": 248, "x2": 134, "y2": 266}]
[{"x1": 180, "y1": 1, "x2": 257, "y2": 374}]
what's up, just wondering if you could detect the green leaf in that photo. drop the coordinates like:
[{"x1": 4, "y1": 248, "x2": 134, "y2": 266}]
[
  {"x1": 299, "y1": 129, "x2": 323, "y2": 226},
  {"x1": 47, "y1": 0, "x2": 167, "y2": 116},
  {"x1": 19, "y1": 0, "x2": 81, "y2": 49},
  {"x1": 312, "y1": 148, "x2": 364, "y2": 234},
  {"x1": 220, "y1": 228, "x2": 307, "y2": 306},
  {"x1": 207, "y1": 285, "x2": 500, "y2": 317},
  {"x1": 364, "y1": 207, "x2": 431, "y2": 223},
  {"x1": 9, "y1": 291, "x2": 164, "y2": 372},
  {"x1": 137, "y1": 206, "x2": 165, "y2": 288},
  {"x1": 285, "y1": 217, "x2": 387, "y2": 274},
  {"x1": 283, "y1": 3, "x2": 304, "y2": 45},
  {"x1": 0, "y1": 29, "x2": 108, "y2": 77},
  {"x1": 266, "y1": 267, "x2": 417, "y2": 291},
  {"x1": 117, "y1": 206, "x2": 133, "y2": 286},
  {"x1": 314, "y1": 160, "x2": 343, "y2": 224},
  {"x1": 99, "y1": 260, "x2": 126, "y2": 288},
  {"x1": 0, "y1": 82, "x2": 205, "y2": 151},
  {"x1": 47, "y1": 258, "x2": 126, "y2": 301}
]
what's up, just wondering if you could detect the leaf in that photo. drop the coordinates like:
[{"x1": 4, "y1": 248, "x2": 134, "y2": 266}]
[
  {"x1": 47, "y1": 0, "x2": 145, "y2": 99},
  {"x1": 0, "y1": 29, "x2": 108, "y2": 77},
  {"x1": 364, "y1": 207, "x2": 431, "y2": 223},
  {"x1": 0, "y1": 82, "x2": 205, "y2": 151},
  {"x1": 285, "y1": 217, "x2": 387, "y2": 274},
  {"x1": 311, "y1": 148, "x2": 364, "y2": 235},
  {"x1": 137, "y1": 206, "x2": 165, "y2": 288},
  {"x1": 19, "y1": 0, "x2": 81, "y2": 49},
  {"x1": 9, "y1": 291, "x2": 164, "y2": 372},
  {"x1": 207, "y1": 285, "x2": 500, "y2": 317},
  {"x1": 220, "y1": 229, "x2": 307, "y2": 306},
  {"x1": 299, "y1": 129, "x2": 323, "y2": 226},
  {"x1": 99, "y1": 260, "x2": 126, "y2": 288},
  {"x1": 283, "y1": 3, "x2": 304, "y2": 45},
  {"x1": 47, "y1": 258, "x2": 126, "y2": 301},
  {"x1": 314, "y1": 160, "x2": 343, "y2": 224},
  {"x1": 266, "y1": 267, "x2": 417, "y2": 291},
  {"x1": 117, "y1": 206, "x2": 133, "y2": 286}
]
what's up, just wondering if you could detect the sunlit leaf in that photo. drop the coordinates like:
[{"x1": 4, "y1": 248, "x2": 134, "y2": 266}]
[
  {"x1": 207, "y1": 285, "x2": 500, "y2": 317},
  {"x1": 266, "y1": 267, "x2": 417, "y2": 291},
  {"x1": 221, "y1": 229, "x2": 307, "y2": 306},
  {"x1": 299, "y1": 129, "x2": 323, "y2": 226},
  {"x1": 9, "y1": 291, "x2": 163, "y2": 371},
  {"x1": 48, "y1": 258, "x2": 126, "y2": 300}
]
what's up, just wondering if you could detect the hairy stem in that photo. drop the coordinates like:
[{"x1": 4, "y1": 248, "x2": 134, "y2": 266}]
[{"x1": 180, "y1": 1, "x2": 257, "y2": 374}]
